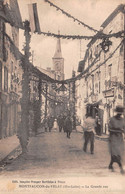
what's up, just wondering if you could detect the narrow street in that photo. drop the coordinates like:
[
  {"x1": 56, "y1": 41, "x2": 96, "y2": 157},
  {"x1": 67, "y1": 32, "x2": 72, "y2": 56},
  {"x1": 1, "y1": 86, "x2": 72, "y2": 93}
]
[{"x1": 1, "y1": 131, "x2": 125, "y2": 178}]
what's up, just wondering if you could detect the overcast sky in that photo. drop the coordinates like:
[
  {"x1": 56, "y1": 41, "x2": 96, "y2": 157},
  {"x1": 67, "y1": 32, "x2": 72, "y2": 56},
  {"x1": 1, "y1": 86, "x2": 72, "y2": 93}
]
[{"x1": 18, "y1": 0, "x2": 125, "y2": 79}]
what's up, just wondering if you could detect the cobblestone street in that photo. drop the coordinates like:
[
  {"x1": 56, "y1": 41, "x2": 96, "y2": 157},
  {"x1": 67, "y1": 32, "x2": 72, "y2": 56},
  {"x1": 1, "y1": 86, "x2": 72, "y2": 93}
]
[{"x1": 1, "y1": 131, "x2": 125, "y2": 178}]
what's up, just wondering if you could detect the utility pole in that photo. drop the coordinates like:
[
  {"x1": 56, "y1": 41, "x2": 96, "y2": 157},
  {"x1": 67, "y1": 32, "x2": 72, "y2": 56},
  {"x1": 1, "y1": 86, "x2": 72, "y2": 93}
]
[
  {"x1": 19, "y1": 20, "x2": 31, "y2": 154},
  {"x1": 72, "y1": 70, "x2": 76, "y2": 130}
]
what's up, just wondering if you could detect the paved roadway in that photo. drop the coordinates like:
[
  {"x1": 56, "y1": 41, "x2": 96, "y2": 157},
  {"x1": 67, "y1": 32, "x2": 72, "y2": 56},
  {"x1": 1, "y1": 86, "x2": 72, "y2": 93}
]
[
  {"x1": 1, "y1": 131, "x2": 125, "y2": 194},
  {"x1": 1, "y1": 130, "x2": 125, "y2": 178}
]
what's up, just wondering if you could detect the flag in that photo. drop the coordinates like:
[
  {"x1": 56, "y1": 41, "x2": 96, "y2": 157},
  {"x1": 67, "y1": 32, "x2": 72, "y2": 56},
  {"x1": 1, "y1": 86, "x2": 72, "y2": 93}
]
[{"x1": 28, "y1": 3, "x2": 41, "y2": 34}]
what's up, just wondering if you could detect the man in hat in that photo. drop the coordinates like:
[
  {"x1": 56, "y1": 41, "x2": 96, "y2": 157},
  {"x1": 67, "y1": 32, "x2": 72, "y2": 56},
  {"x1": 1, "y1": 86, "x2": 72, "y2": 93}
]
[{"x1": 108, "y1": 105, "x2": 125, "y2": 174}]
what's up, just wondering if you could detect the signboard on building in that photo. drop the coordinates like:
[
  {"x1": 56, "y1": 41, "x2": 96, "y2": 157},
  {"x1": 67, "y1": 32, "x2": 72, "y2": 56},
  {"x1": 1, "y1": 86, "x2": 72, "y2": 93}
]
[{"x1": 103, "y1": 88, "x2": 114, "y2": 98}]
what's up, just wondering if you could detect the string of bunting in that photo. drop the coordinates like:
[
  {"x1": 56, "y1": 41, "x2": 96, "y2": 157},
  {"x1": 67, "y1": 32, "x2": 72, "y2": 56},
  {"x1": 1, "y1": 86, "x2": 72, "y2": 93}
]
[
  {"x1": 75, "y1": 39, "x2": 125, "y2": 82},
  {"x1": 2, "y1": 32, "x2": 23, "y2": 60},
  {"x1": 5, "y1": 30, "x2": 124, "y2": 86},
  {"x1": 62, "y1": 39, "x2": 125, "y2": 84},
  {"x1": 38, "y1": 30, "x2": 124, "y2": 40},
  {"x1": 44, "y1": 0, "x2": 98, "y2": 33},
  {"x1": 42, "y1": 87, "x2": 69, "y2": 99},
  {"x1": 41, "y1": 89, "x2": 63, "y2": 103}
]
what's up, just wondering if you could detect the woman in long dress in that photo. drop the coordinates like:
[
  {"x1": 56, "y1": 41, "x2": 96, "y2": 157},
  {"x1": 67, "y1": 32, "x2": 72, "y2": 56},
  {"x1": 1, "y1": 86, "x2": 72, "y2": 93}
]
[
  {"x1": 53, "y1": 119, "x2": 58, "y2": 131},
  {"x1": 108, "y1": 105, "x2": 125, "y2": 174}
]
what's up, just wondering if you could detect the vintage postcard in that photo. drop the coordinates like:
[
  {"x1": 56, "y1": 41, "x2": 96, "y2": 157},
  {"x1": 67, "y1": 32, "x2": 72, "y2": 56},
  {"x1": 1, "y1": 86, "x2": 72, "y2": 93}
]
[{"x1": 0, "y1": 0, "x2": 125, "y2": 193}]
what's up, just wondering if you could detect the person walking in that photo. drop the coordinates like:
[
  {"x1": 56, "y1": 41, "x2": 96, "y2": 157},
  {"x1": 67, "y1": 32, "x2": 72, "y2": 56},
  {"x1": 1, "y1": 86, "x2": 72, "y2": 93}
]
[
  {"x1": 95, "y1": 113, "x2": 101, "y2": 136},
  {"x1": 108, "y1": 105, "x2": 125, "y2": 174},
  {"x1": 57, "y1": 115, "x2": 64, "y2": 132},
  {"x1": 62, "y1": 114, "x2": 67, "y2": 133},
  {"x1": 44, "y1": 118, "x2": 48, "y2": 132},
  {"x1": 82, "y1": 112, "x2": 96, "y2": 154},
  {"x1": 53, "y1": 118, "x2": 58, "y2": 131},
  {"x1": 64, "y1": 114, "x2": 72, "y2": 138},
  {"x1": 48, "y1": 116, "x2": 54, "y2": 132}
]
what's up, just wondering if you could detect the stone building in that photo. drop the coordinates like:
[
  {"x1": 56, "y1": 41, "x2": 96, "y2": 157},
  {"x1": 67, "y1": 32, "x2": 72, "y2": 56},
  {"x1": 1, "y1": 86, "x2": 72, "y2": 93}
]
[
  {"x1": 0, "y1": 0, "x2": 23, "y2": 139},
  {"x1": 77, "y1": 4, "x2": 125, "y2": 134}
]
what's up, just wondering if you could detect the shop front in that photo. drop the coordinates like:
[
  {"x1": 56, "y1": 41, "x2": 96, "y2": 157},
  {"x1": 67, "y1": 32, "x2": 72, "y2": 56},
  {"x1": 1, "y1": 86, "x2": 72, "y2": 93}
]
[{"x1": 86, "y1": 99, "x2": 104, "y2": 135}]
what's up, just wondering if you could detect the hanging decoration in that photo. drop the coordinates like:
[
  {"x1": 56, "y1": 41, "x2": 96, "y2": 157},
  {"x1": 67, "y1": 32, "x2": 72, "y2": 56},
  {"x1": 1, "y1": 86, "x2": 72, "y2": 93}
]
[
  {"x1": 38, "y1": 30, "x2": 124, "y2": 40},
  {"x1": 28, "y1": 3, "x2": 41, "y2": 34},
  {"x1": 44, "y1": 0, "x2": 98, "y2": 33},
  {"x1": 4, "y1": 32, "x2": 23, "y2": 60},
  {"x1": 100, "y1": 38, "x2": 112, "y2": 52},
  {"x1": 42, "y1": 87, "x2": 68, "y2": 99},
  {"x1": 41, "y1": 89, "x2": 63, "y2": 104},
  {"x1": 67, "y1": 38, "x2": 124, "y2": 84},
  {"x1": 89, "y1": 39, "x2": 124, "y2": 76},
  {"x1": 3, "y1": 1, "x2": 125, "y2": 87},
  {"x1": 55, "y1": 83, "x2": 67, "y2": 92}
]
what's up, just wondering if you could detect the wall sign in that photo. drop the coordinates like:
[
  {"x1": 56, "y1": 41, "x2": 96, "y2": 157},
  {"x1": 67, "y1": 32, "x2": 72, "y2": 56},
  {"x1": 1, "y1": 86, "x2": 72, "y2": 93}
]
[{"x1": 103, "y1": 88, "x2": 114, "y2": 98}]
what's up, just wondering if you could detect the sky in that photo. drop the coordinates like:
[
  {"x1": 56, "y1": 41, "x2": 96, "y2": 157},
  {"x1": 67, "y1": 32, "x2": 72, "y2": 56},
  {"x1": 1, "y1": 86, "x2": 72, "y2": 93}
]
[{"x1": 18, "y1": 0, "x2": 125, "y2": 79}]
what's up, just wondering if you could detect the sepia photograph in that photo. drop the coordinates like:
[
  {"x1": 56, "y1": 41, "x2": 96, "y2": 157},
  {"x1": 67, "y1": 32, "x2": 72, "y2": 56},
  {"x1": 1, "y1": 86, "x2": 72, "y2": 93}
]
[{"x1": 0, "y1": 0, "x2": 125, "y2": 193}]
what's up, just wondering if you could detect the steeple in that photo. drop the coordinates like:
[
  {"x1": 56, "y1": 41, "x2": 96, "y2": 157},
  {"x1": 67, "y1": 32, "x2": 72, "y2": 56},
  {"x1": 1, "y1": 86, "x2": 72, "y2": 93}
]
[
  {"x1": 53, "y1": 30, "x2": 62, "y2": 58},
  {"x1": 52, "y1": 30, "x2": 64, "y2": 80}
]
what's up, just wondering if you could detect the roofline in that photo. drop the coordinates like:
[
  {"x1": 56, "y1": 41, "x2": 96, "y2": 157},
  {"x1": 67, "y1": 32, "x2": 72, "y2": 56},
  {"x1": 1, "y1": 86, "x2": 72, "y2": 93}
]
[
  {"x1": 87, "y1": 4, "x2": 125, "y2": 48},
  {"x1": 101, "y1": 4, "x2": 125, "y2": 28}
]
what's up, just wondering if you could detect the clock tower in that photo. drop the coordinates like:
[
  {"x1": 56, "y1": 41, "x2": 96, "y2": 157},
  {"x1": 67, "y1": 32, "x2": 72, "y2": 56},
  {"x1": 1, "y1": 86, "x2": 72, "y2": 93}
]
[{"x1": 52, "y1": 31, "x2": 64, "y2": 80}]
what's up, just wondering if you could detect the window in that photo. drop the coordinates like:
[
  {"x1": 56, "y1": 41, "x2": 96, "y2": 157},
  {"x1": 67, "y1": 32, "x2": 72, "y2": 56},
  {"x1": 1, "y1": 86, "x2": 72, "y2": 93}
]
[
  {"x1": 91, "y1": 75, "x2": 94, "y2": 94},
  {"x1": 4, "y1": 66, "x2": 8, "y2": 92},
  {"x1": 108, "y1": 64, "x2": 112, "y2": 79},
  {"x1": 98, "y1": 71, "x2": 101, "y2": 93}
]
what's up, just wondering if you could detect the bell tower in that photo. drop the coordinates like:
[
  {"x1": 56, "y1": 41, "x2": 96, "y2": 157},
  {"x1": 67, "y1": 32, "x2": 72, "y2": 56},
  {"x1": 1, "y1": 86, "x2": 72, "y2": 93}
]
[{"x1": 52, "y1": 31, "x2": 64, "y2": 80}]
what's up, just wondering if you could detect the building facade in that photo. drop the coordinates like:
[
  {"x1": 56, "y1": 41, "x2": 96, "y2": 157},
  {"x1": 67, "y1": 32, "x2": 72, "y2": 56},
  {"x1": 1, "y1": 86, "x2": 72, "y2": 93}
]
[
  {"x1": 77, "y1": 4, "x2": 125, "y2": 134},
  {"x1": 0, "y1": 0, "x2": 23, "y2": 139}
]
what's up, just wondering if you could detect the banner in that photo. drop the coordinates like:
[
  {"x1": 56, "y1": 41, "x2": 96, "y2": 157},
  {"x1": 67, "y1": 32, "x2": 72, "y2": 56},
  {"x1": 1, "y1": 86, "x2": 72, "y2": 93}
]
[{"x1": 28, "y1": 3, "x2": 41, "y2": 34}]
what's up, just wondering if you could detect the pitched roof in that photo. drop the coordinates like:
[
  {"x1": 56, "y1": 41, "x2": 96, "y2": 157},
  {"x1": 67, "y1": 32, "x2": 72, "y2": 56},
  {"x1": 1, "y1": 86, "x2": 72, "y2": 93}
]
[
  {"x1": 87, "y1": 4, "x2": 125, "y2": 48},
  {"x1": 101, "y1": 4, "x2": 125, "y2": 28}
]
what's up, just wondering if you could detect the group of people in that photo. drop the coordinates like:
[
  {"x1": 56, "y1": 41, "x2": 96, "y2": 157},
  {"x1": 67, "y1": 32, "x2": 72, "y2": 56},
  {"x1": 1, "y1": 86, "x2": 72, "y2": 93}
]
[
  {"x1": 43, "y1": 113, "x2": 73, "y2": 138},
  {"x1": 82, "y1": 105, "x2": 125, "y2": 174},
  {"x1": 42, "y1": 105, "x2": 125, "y2": 174}
]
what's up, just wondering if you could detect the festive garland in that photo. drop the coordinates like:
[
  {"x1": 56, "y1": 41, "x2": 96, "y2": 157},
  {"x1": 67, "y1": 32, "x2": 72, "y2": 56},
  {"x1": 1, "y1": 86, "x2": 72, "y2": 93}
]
[
  {"x1": 38, "y1": 30, "x2": 124, "y2": 40},
  {"x1": 5, "y1": 30, "x2": 124, "y2": 86},
  {"x1": 80, "y1": 39, "x2": 124, "y2": 80},
  {"x1": 4, "y1": 32, "x2": 23, "y2": 60},
  {"x1": 41, "y1": 89, "x2": 64, "y2": 103},
  {"x1": 44, "y1": 0, "x2": 98, "y2": 33},
  {"x1": 62, "y1": 39, "x2": 125, "y2": 84},
  {"x1": 100, "y1": 38, "x2": 112, "y2": 52},
  {"x1": 42, "y1": 87, "x2": 69, "y2": 99}
]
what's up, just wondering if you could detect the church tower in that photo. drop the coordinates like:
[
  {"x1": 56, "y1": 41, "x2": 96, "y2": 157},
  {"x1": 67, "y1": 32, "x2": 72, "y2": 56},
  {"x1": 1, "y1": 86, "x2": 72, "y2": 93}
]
[{"x1": 52, "y1": 31, "x2": 64, "y2": 80}]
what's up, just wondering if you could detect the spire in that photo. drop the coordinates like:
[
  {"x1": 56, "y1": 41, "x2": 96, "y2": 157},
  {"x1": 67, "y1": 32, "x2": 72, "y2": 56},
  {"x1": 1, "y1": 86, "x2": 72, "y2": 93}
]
[{"x1": 53, "y1": 30, "x2": 62, "y2": 58}]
